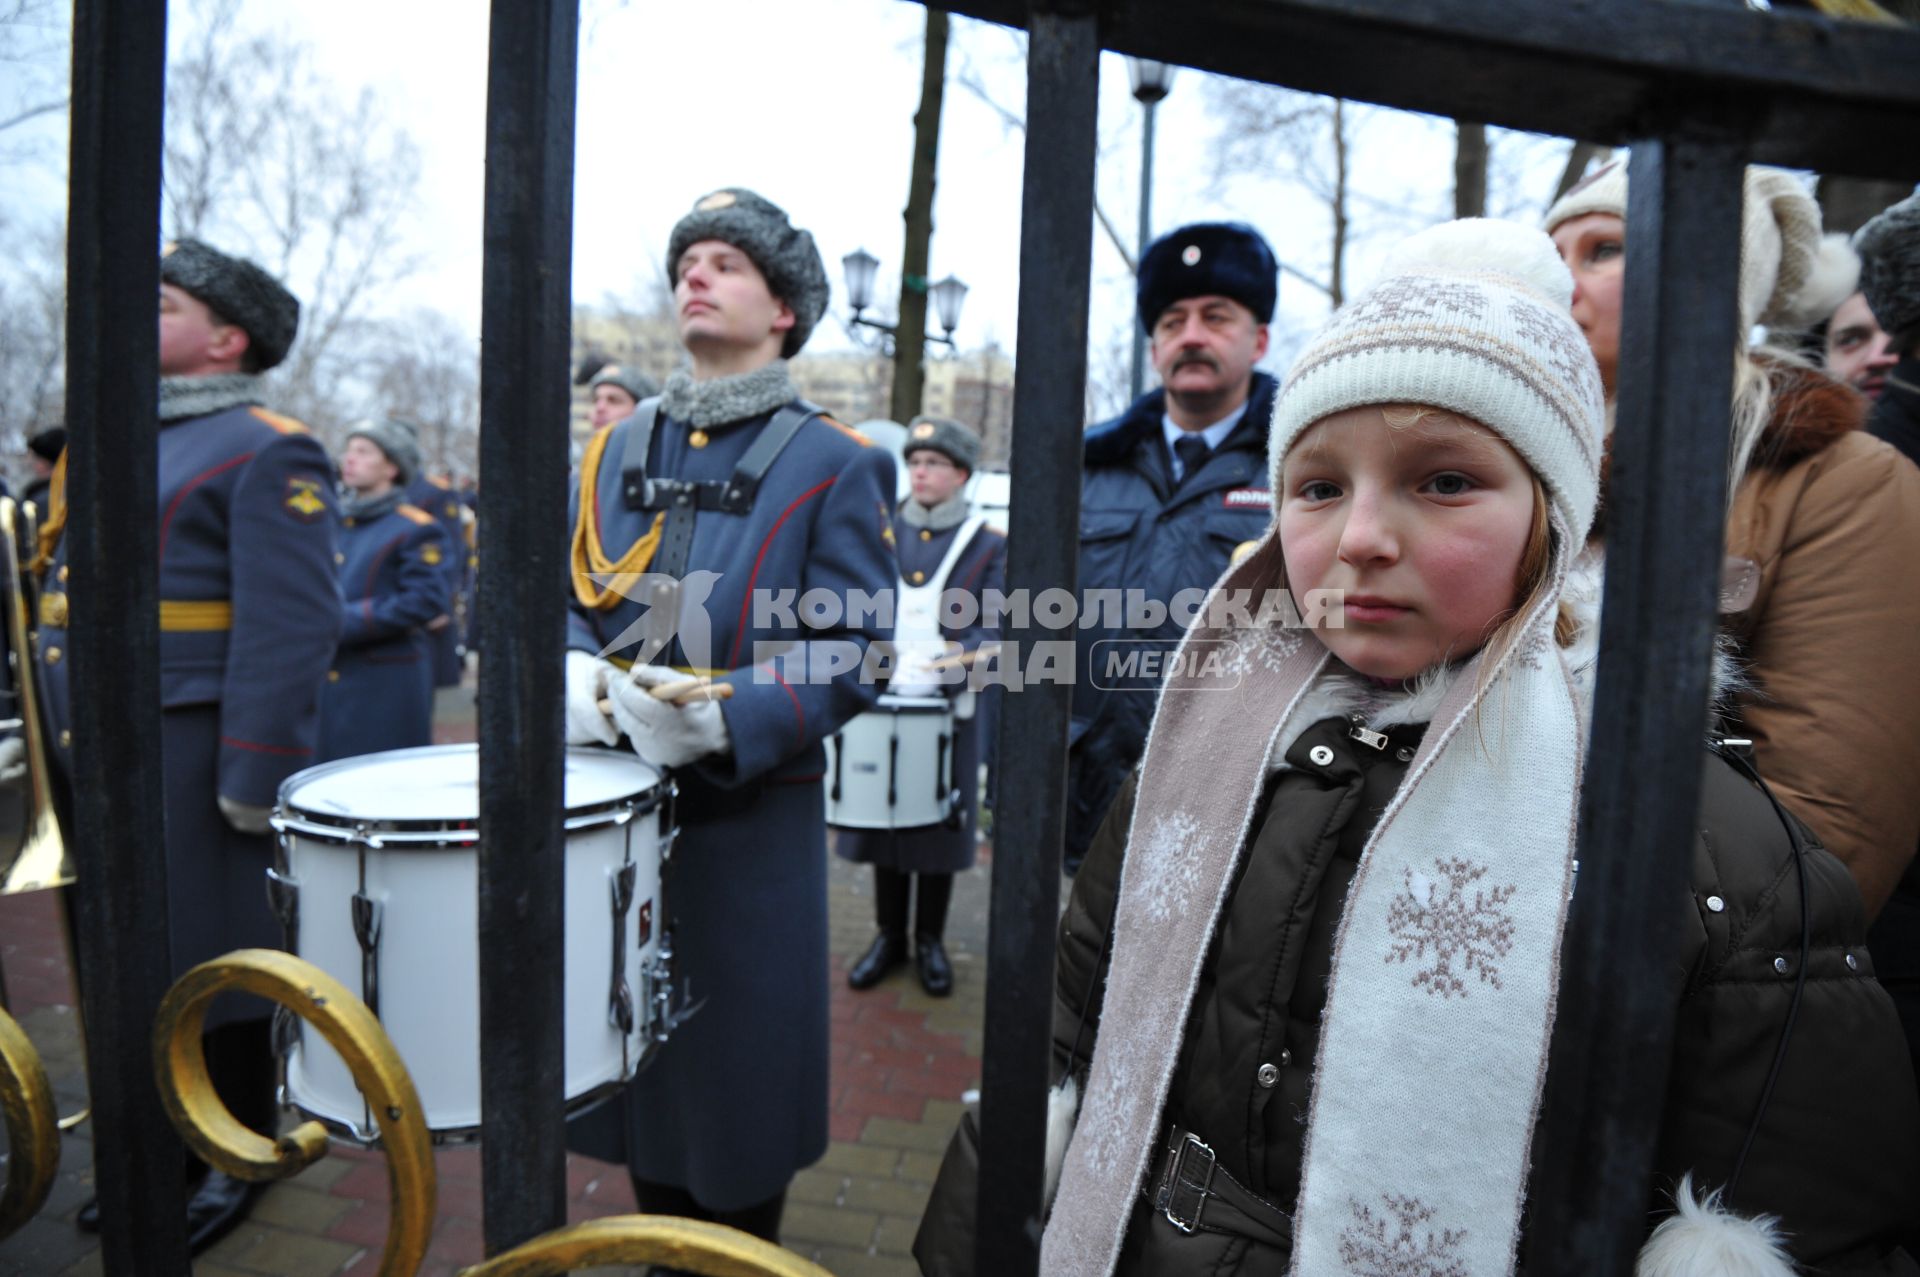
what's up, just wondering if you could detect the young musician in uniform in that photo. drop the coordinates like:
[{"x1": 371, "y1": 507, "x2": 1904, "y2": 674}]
[
  {"x1": 838, "y1": 415, "x2": 1004, "y2": 997},
  {"x1": 563, "y1": 188, "x2": 897, "y2": 1242}
]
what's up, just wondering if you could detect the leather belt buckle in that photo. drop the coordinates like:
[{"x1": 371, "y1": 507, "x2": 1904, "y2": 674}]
[{"x1": 1157, "y1": 1129, "x2": 1216, "y2": 1235}]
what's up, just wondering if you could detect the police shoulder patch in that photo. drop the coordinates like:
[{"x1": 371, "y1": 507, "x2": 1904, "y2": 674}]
[
  {"x1": 396, "y1": 503, "x2": 436, "y2": 527},
  {"x1": 284, "y1": 477, "x2": 327, "y2": 522},
  {"x1": 249, "y1": 407, "x2": 312, "y2": 436}
]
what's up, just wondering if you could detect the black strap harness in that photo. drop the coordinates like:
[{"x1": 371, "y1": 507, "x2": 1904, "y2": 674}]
[{"x1": 617, "y1": 396, "x2": 821, "y2": 577}]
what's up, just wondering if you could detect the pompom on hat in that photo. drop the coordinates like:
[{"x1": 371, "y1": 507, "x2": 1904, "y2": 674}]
[
  {"x1": 1269, "y1": 217, "x2": 1606, "y2": 542},
  {"x1": 1543, "y1": 161, "x2": 1826, "y2": 333},
  {"x1": 667, "y1": 188, "x2": 829, "y2": 358},
  {"x1": 160, "y1": 239, "x2": 301, "y2": 371}
]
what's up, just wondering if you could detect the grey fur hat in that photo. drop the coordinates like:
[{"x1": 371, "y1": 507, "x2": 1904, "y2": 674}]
[
  {"x1": 1855, "y1": 191, "x2": 1920, "y2": 349},
  {"x1": 667, "y1": 188, "x2": 829, "y2": 358},
  {"x1": 160, "y1": 239, "x2": 300, "y2": 371},
  {"x1": 904, "y1": 414, "x2": 980, "y2": 473},
  {"x1": 589, "y1": 363, "x2": 660, "y2": 403},
  {"x1": 346, "y1": 417, "x2": 422, "y2": 485}
]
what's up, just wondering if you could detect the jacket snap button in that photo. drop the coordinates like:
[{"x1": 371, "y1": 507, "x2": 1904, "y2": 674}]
[
  {"x1": 1845, "y1": 953, "x2": 1859, "y2": 971},
  {"x1": 1395, "y1": 746, "x2": 1414, "y2": 762},
  {"x1": 1279, "y1": 1047, "x2": 1291, "y2": 1066},
  {"x1": 1773, "y1": 956, "x2": 1790, "y2": 975},
  {"x1": 1308, "y1": 745, "x2": 1334, "y2": 767},
  {"x1": 1256, "y1": 1063, "x2": 1279, "y2": 1088},
  {"x1": 1705, "y1": 895, "x2": 1725, "y2": 913}
]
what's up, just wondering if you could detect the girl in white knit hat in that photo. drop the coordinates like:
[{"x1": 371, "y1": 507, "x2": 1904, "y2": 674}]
[
  {"x1": 1546, "y1": 163, "x2": 1920, "y2": 928},
  {"x1": 912, "y1": 219, "x2": 1918, "y2": 1277}
]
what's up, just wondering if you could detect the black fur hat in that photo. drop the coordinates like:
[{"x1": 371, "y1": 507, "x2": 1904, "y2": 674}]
[
  {"x1": 160, "y1": 239, "x2": 301, "y2": 371},
  {"x1": 1855, "y1": 191, "x2": 1920, "y2": 350},
  {"x1": 1136, "y1": 222, "x2": 1279, "y2": 334},
  {"x1": 667, "y1": 189, "x2": 829, "y2": 358}
]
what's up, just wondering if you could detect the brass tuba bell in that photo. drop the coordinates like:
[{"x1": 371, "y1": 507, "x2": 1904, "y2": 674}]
[{"x1": 0, "y1": 496, "x2": 73, "y2": 894}]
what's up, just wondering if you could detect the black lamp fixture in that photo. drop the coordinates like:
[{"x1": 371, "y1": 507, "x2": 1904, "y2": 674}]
[{"x1": 841, "y1": 248, "x2": 967, "y2": 349}]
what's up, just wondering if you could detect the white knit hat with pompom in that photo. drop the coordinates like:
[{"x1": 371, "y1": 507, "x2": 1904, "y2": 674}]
[{"x1": 1269, "y1": 217, "x2": 1607, "y2": 541}]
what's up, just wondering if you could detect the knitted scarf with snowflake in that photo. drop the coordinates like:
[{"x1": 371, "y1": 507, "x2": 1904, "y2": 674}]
[{"x1": 1041, "y1": 523, "x2": 1584, "y2": 1277}]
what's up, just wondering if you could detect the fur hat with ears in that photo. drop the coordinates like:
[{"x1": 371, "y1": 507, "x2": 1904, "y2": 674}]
[
  {"x1": 667, "y1": 188, "x2": 829, "y2": 358},
  {"x1": 159, "y1": 239, "x2": 301, "y2": 371},
  {"x1": 345, "y1": 417, "x2": 422, "y2": 485},
  {"x1": 589, "y1": 363, "x2": 660, "y2": 403},
  {"x1": 1855, "y1": 190, "x2": 1920, "y2": 349},
  {"x1": 903, "y1": 414, "x2": 981, "y2": 473}
]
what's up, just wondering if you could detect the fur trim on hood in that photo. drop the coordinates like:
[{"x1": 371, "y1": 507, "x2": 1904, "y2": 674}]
[{"x1": 1747, "y1": 354, "x2": 1868, "y2": 472}]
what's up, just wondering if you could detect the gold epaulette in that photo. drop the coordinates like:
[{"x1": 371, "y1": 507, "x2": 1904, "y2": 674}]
[
  {"x1": 818, "y1": 415, "x2": 872, "y2": 447},
  {"x1": 396, "y1": 504, "x2": 436, "y2": 527},
  {"x1": 247, "y1": 406, "x2": 312, "y2": 436}
]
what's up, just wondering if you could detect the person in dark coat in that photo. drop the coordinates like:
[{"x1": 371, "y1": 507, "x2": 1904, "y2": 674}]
[
  {"x1": 1066, "y1": 222, "x2": 1281, "y2": 873},
  {"x1": 403, "y1": 461, "x2": 468, "y2": 688},
  {"x1": 562, "y1": 188, "x2": 896, "y2": 1242},
  {"x1": 22, "y1": 427, "x2": 64, "y2": 514},
  {"x1": 588, "y1": 362, "x2": 662, "y2": 428},
  {"x1": 36, "y1": 239, "x2": 341, "y2": 1252},
  {"x1": 838, "y1": 415, "x2": 1005, "y2": 997},
  {"x1": 317, "y1": 418, "x2": 449, "y2": 762}
]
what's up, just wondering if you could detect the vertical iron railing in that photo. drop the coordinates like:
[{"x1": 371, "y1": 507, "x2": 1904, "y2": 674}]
[
  {"x1": 475, "y1": 0, "x2": 578, "y2": 1255},
  {"x1": 63, "y1": 0, "x2": 189, "y2": 1270},
  {"x1": 1526, "y1": 134, "x2": 1749, "y2": 1268},
  {"x1": 975, "y1": 6, "x2": 1100, "y2": 1274}
]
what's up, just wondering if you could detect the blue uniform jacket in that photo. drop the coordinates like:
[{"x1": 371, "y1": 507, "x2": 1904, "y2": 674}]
[
  {"x1": 1067, "y1": 372, "x2": 1278, "y2": 861},
  {"x1": 406, "y1": 472, "x2": 468, "y2": 686},
  {"x1": 38, "y1": 402, "x2": 344, "y2": 807},
  {"x1": 317, "y1": 496, "x2": 450, "y2": 762},
  {"x1": 564, "y1": 398, "x2": 896, "y2": 1206}
]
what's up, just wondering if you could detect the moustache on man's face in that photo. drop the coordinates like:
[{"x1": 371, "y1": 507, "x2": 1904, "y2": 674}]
[{"x1": 1172, "y1": 350, "x2": 1221, "y2": 373}]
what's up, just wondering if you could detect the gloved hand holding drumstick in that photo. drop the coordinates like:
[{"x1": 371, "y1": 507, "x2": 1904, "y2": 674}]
[{"x1": 563, "y1": 652, "x2": 733, "y2": 767}]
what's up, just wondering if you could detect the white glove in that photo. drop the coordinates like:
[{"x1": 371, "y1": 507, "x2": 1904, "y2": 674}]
[
  {"x1": 605, "y1": 665, "x2": 732, "y2": 769},
  {"x1": 0, "y1": 736, "x2": 25, "y2": 785},
  {"x1": 218, "y1": 795, "x2": 274, "y2": 835},
  {"x1": 565, "y1": 649, "x2": 620, "y2": 746}
]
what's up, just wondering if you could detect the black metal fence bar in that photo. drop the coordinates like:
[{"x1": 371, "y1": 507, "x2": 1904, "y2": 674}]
[
  {"x1": 1526, "y1": 135, "x2": 1748, "y2": 1269},
  {"x1": 975, "y1": 7, "x2": 1100, "y2": 1275},
  {"x1": 475, "y1": 0, "x2": 578, "y2": 1254},
  {"x1": 63, "y1": 1, "x2": 189, "y2": 1271},
  {"x1": 938, "y1": 0, "x2": 1920, "y2": 181}
]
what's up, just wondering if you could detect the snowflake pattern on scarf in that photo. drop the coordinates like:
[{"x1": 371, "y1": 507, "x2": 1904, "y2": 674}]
[
  {"x1": 1338, "y1": 1195, "x2": 1469, "y2": 1277},
  {"x1": 1078, "y1": 1032, "x2": 1151, "y2": 1178},
  {"x1": 1221, "y1": 623, "x2": 1304, "y2": 680},
  {"x1": 1384, "y1": 857, "x2": 1518, "y2": 997},
  {"x1": 1129, "y1": 810, "x2": 1205, "y2": 927}
]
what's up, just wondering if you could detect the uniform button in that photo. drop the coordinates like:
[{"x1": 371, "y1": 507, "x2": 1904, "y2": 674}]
[
  {"x1": 58, "y1": 565, "x2": 68, "y2": 582},
  {"x1": 1705, "y1": 895, "x2": 1725, "y2": 913},
  {"x1": 343, "y1": 517, "x2": 355, "y2": 527},
  {"x1": 335, "y1": 552, "x2": 346, "y2": 564},
  {"x1": 1845, "y1": 953, "x2": 1859, "y2": 971},
  {"x1": 43, "y1": 646, "x2": 61, "y2": 666},
  {"x1": 1773, "y1": 956, "x2": 1790, "y2": 975},
  {"x1": 911, "y1": 570, "x2": 926, "y2": 584},
  {"x1": 328, "y1": 670, "x2": 341, "y2": 683},
  {"x1": 920, "y1": 530, "x2": 932, "y2": 541},
  {"x1": 58, "y1": 730, "x2": 70, "y2": 749},
  {"x1": 1256, "y1": 1063, "x2": 1279, "y2": 1088},
  {"x1": 1308, "y1": 744, "x2": 1334, "y2": 767}
]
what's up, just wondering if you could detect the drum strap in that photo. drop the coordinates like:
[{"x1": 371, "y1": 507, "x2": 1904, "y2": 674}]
[{"x1": 619, "y1": 398, "x2": 821, "y2": 578}]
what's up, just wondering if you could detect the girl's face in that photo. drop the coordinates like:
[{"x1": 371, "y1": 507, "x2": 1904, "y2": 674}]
[
  {"x1": 1279, "y1": 405, "x2": 1539, "y2": 681},
  {"x1": 1550, "y1": 213, "x2": 1625, "y2": 396}
]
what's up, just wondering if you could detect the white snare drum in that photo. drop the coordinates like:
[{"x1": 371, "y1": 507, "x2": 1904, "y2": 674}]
[
  {"x1": 268, "y1": 745, "x2": 674, "y2": 1143},
  {"x1": 825, "y1": 694, "x2": 957, "y2": 830}
]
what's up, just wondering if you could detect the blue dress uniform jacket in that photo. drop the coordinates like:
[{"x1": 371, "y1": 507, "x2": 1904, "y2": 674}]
[
  {"x1": 1067, "y1": 372, "x2": 1278, "y2": 865},
  {"x1": 36, "y1": 401, "x2": 341, "y2": 1018},
  {"x1": 317, "y1": 498, "x2": 450, "y2": 762},
  {"x1": 565, "y1": 399, "x2": 897, "y2": 1209},
  {"x1": 833, "y1": 508, "x2": 1005, "y2": 874},
  {"x1": 407, "y1": 472, "x2": 467, "y2": 687}
]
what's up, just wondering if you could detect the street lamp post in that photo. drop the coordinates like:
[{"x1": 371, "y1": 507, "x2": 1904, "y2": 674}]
[
  {"x1": 842, "y1": 248, "x2": 968, "y2": 352},
  {"x1": 1128, "y1": 58, "x2": 1175, "y2": 402}
]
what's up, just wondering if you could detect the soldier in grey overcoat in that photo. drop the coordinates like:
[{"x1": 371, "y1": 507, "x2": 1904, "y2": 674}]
[
  {"x1": 563, "y1": 189, "x2": 896, "y2": 1242},
  {"x1": 836, "y1": 415, "x2": 1004, "y2": 997}
]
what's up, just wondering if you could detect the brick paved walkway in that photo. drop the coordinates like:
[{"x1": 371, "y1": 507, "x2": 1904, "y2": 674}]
[{"x1": 0, "y1": 673, "x2": 988, "y2": 1276}]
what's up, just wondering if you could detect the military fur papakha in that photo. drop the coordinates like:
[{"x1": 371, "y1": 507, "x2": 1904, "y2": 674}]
[
  {"x1": 590, "y1": 362, "x2": 661, "y2": 403},
  {"x1": 1854, "y1": 190, "x2": 1920, "y2": 348},
  {"x1": 667, "y1": 188, "x2": 830, "y2": 358},
  {"x1": 903, "y1": 414, "x2": 980, "y2": 472},
  {"x1": 345, "y1": 417, "x2": 423, "y2": 485},
  {"x1": 160, "y1": 239, "x2": 301, "y2": 371}
]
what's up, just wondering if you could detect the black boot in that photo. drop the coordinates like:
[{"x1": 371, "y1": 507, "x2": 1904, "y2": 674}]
[
  {"x1": 847, "y1": 931, "x2": 908, "y2": 990},
  {"x1": 915, "y1": 932, "x2": 954, "y2": 997},
  {"x1": 186, "y1": 1170, "x2": 260, "y2": 1255}
]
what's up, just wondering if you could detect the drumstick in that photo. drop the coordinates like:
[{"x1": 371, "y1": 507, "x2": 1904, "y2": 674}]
[
  {"x1": 597, "y1": 676, "x2": 736, "y2": 716},
  {"x1": 925, "y1": 643, "x2": 1002, "y2": 672}
]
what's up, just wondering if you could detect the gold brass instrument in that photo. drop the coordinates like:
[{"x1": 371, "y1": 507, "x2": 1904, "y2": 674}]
[
  {"x1": 153, "y1": 949, "x2": 437, "y2": 1276},
  {"x1": 0, "y1": 496, "x2": 73, "y2": 894},
  {"x1": 0, "y1": 1003, "x2": 59, "y2": 1240},
  {"x1": 461, "y1": 1216, "x2": 837, "y2": 1277}
]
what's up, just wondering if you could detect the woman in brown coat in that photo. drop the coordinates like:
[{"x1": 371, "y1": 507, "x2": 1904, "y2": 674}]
[{"x1": 1547, "y1": 164, "x2": 1920, "y2": 923}]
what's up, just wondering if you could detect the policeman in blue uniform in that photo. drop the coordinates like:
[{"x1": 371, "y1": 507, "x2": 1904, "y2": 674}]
[
  {"x1": 403, "y1": 460, "x2": 468, "y2": 688},
  {"x1": 837, "y1": 415, "x2": 1004, "y2": 997},
  {"x1": 37, "y1": 239, "x2": 341, "y2": 1251},
  {"x1": 563, "y1": 188, "x2": 896, "y2": 1243},
  {"x1": 1067, "y1": 222, "x2": 1281, "y2": 873},
  {"x1": 317, "y1": 419, "x2": 450, "y2": 762}
]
